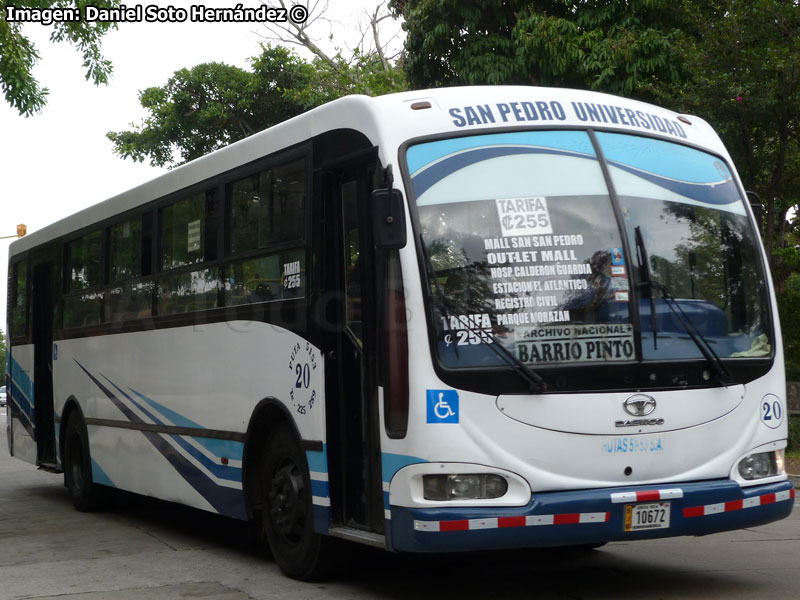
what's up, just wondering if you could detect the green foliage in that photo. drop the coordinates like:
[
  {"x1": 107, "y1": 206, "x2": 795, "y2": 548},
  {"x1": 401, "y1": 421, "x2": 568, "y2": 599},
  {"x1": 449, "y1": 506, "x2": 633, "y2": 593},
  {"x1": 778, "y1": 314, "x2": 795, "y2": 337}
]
[
  {"x1": 780, "y1": 273, "x2": 800, "y2": 369},
  {"x1": 786, "y1": 361, "x2": 800, "y2": 382},
  {"x1": 0, "y1": 0, "x2": 118, "y2": 116},
  {"x1": 108, "y1": 47, "x2": 314, "y2": 167},
  {"x1": 653, "y1": 1, "x2": 800, "y2": 296},
  {"x1": 109, "y1": 44, "x2": 406, "y2": 168},
  {"x1": 392, "y1": 0, "x2": 685, "y2": 100},
  {"x1": 788, "y1": 415, "x2": 800, "y2": 454},
  {"x1": 393, "y1": 0, "x2": 800, "y2": 359}
]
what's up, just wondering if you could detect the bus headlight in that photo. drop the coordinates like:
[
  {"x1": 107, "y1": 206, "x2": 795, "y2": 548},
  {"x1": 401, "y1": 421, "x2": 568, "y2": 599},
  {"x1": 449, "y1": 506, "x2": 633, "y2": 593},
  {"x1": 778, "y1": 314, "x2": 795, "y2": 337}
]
[
  {"x1": 423, "y1": 473, "x2": 508, "y2": 501},
  {"x1": 737, "y1": 450, "x2": 784, "y2": 480}
]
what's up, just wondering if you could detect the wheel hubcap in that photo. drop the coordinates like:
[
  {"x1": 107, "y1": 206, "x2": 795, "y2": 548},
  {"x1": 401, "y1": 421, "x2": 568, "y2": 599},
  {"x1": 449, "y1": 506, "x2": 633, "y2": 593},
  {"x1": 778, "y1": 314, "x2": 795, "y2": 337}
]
[{"x1": 268, "y1": 459, "x2": 306, "y2": 544}]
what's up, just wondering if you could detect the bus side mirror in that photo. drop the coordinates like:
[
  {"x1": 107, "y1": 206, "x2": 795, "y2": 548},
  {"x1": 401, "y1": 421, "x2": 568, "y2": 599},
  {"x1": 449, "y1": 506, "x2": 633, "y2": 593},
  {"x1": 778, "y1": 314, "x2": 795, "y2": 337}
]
[{"x1": 371, "y1": 188, "x2": 407, "y2": 249}]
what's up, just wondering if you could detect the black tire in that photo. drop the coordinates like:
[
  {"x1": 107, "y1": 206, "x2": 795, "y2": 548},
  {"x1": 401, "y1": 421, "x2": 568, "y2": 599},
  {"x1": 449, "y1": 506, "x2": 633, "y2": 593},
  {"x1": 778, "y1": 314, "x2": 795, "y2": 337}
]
[
  {"x1": 262, "y1": 426, "x2": 333, "y2": 580},
  {"x1": 63, "y1": 411, "x2": 103, "y2": 512}
]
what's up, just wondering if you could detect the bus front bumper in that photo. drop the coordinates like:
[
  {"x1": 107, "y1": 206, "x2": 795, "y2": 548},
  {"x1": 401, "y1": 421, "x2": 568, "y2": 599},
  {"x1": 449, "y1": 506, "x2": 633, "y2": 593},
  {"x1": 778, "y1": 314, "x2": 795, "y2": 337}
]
[{"x1": 387, "y1": 479, "x2": 795, "y2": 553}]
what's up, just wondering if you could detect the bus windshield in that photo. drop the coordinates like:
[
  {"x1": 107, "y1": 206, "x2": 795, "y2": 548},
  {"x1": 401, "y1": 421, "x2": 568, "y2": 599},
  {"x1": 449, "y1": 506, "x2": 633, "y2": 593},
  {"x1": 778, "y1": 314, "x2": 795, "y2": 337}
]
[{"x1": 406, "y1": 130, "x2": 771, "y2": 371}]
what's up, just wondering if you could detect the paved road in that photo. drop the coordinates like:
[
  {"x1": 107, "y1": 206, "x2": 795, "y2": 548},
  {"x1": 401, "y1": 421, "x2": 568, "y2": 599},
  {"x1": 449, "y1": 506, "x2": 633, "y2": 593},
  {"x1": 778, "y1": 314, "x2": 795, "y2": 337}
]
[{"x1": 1, "y1": 409, "x2": 798, "y2": 599}]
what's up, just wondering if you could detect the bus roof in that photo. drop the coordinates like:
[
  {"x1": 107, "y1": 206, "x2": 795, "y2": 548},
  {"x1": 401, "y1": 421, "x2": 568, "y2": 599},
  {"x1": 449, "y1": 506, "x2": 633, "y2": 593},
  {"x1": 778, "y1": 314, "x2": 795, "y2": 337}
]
[{"x1": 10, "y1": 86, "x2": 727, "y2": 257}]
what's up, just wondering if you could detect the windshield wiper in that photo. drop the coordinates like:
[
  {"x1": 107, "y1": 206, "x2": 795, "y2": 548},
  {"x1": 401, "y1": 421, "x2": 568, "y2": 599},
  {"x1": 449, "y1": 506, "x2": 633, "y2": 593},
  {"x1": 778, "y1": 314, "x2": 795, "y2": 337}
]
[
  {"x1": 419, "y1": 237, "x2": 547, "y2": 394},
  {"x1": 634, "y1": 227, "x2": 733, "y2": 386},
  {"x1": 431, "y1": 295, "x2": 547, "y2": 394}
]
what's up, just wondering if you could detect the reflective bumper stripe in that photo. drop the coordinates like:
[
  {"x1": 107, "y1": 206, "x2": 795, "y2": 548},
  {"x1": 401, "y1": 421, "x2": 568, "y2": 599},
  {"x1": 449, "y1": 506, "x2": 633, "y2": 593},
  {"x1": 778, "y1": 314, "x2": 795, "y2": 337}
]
[
  {"x1": 610, "y1": 488, "x2": 684, "y2": 503},
  {"x1": 414, "y1": 511, "x2": 610, "y2": 532},
  {"x1": 683, "y1": 488, "x2": 794, "y2": 518}
]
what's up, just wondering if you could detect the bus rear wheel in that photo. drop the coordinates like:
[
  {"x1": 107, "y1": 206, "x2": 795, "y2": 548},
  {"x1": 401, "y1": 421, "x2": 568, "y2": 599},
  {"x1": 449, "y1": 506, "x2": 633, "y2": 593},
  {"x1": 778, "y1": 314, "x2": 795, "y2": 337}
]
[
  {"x1": 63, "y1": 412, "x2": 103, "y2": 512},
  {"x1": 261, "y1": 426, "x2": 332, "y2": 580}
]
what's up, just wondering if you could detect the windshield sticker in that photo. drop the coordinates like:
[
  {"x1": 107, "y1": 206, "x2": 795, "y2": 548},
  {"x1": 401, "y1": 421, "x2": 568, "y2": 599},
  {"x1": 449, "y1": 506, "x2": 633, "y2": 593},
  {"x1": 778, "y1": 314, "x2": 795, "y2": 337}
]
[
  {"x1": 440, "y1": 313, "x2": 494, "y2": 347},
  {"x1": 611, "y1": 247, "x2": 625, "y2": 265},
  {"x1": 496, "y1": 197, "x2": 553, "y2": 236},
  {"x1": 611, "y1": 278, "x2": 629, "y2": 291},
  {"x1": 515, "y1": 324, "x2": 634, "y2": 364}
]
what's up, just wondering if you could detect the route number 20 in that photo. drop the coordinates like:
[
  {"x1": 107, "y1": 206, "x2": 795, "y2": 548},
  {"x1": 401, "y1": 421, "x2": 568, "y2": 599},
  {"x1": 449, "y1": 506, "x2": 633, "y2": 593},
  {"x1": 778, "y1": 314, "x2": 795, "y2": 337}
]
[
  {"x1": 760, "y1": 395, "x2": 783, "y2": 429},
  {"x1": 295, "y1": 363, "x2": 311, "y2": 388}
]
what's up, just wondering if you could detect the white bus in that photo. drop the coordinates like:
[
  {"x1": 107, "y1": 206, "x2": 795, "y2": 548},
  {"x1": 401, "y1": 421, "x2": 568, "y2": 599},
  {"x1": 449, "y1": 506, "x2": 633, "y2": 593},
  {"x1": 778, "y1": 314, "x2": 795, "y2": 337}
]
[{"x1": 6, "y1": 86, "x2": 794, "y2": 579}]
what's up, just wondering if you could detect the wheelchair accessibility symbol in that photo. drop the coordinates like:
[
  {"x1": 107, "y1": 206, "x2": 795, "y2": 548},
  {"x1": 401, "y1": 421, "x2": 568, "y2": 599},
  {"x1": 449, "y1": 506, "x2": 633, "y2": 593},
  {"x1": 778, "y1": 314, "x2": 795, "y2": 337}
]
[{"x1": 427, "y1": 390, "x2": 459, "y2": 423}]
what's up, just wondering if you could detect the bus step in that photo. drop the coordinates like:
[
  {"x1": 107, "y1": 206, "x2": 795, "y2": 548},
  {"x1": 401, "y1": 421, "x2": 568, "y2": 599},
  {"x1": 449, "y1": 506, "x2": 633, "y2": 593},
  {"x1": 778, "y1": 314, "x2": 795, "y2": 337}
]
[
  {"x1": 37, "y1": 462, "x2": 61, "y2": 473},
  {"x1": 328, "y1": 527, "x2": 386, "y2": 549}
]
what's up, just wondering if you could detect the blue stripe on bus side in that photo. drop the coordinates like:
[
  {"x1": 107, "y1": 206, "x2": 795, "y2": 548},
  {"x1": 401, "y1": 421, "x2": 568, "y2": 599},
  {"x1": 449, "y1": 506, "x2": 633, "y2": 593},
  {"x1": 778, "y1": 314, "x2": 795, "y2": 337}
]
[
  {"x1": 9, "y1": 355, "x2": 35, "y2": 422},
  {"x1": 75, "y1": 360, "x2": 247, "y2": 519},
  {"x1": 311, "y1": 479, "x2": 329, "y2": 498},
  {"x1": 130, "y1": 389, "x2": 244, "y2": 459},
  {"x1": 306, "y1": 449, "x2": 328, "y2": 473},
  {"x1": 167, "y1": 435, "x2": 242, "y2": 482},
  {"x1": 312, "y1": 505, "x2": 330, "y2": 534},
  {"x1": 307, "y1": 447, "x2": 330, "y2": 534},
  {"x1": 104, "y1": 383, "x2": 243, "y2": 483},
  {"x1": 91, "y1": 458, "x2": 116, "y2": 488},
  {"x1": 381, "y1": 452, "x2": 425, "y2": 484}
]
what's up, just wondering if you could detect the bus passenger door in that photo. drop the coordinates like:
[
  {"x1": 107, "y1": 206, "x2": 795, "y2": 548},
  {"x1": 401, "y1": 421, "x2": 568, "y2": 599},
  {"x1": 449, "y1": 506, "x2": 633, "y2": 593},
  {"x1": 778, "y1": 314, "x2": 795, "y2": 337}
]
[
  {"x1": 321, "y1": 157, "x2": 385, "y2": 535},
  {"x1": 32, "y1": 262, "x2": 57, "y2": 468}
]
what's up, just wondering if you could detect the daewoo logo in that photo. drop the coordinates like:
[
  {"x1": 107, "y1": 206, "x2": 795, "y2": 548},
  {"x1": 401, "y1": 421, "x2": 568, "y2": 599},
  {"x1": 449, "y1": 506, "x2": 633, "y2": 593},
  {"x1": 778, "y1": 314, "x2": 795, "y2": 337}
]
[{"x1": 623, "y1": 394, "x2": 656, "y2": 417}]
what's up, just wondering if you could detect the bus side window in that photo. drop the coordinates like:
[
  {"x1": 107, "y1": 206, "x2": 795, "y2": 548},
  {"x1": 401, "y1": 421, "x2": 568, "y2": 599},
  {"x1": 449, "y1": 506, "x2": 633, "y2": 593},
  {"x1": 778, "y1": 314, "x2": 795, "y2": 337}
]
[
  {"x1": 229, "y1": 158, "x2": 305, "y2": 255},
  {"x1": 63, "y1": 230, "x2": 103, "y2": 328},
  {"x1": 160, "y1": 192, "x2": 207, "y2": 271},
  {"x1": 10, "y1": 259, "x2": 28, "y2": 339},
  {"x1": 224, "y1": 156, "x2": 307, "y2": 307}
]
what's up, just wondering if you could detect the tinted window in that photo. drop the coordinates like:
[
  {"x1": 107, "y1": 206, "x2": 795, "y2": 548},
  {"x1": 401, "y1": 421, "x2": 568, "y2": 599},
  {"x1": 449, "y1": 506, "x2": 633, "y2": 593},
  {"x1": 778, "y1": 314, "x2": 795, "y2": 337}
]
[
  {"x1": 110, "y1": 217, "x2": 142, "y2": 282},
  {"x1": 64, "y1": 292, "x2": 102, "y2": 328},
  {"x1": 161, "y1": 192, "x2": 206, "y2": 270},
  {"x1": 407, "y1": 131, "x2": 634, "y2": 368},
  {"x1": 229, "y1": 158, "x2": 305, "y2": 253},
  {"x1": 68, "y1": 230, "x2": 102, "y2": 290},
  {"x1": 596, "y1": 132, "x2": 770, "y2": 359},
  {"x1": 158, "y1": 268, "x2": 219, "y2": 315},
  {"x1": 10, "y1": 260, "x2": 27, "y2": 337},
  {"x1": 224, "y1": 249, "x2": 305, "y2": 305},
  {"x1": 105, "y1": 281, "x2": 153, "y2": 322}
]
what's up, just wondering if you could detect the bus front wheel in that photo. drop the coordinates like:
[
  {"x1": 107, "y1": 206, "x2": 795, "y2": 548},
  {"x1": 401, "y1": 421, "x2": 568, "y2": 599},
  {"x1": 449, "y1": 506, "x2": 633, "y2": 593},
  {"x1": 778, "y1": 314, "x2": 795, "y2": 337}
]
[
  {"x1": 63, "y1": 412, "x2": 103, "y2": 512},
  {"x1": 261, "y1": 426, "x2": 333, "y2": 580}
]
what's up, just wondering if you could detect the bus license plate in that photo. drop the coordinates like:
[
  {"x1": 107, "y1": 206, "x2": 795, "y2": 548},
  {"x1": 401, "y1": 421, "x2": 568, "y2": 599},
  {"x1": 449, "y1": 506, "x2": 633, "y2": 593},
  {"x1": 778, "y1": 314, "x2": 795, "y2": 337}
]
[{"x1": 624, "y1": 502, "x2": 671, "y2": 532}]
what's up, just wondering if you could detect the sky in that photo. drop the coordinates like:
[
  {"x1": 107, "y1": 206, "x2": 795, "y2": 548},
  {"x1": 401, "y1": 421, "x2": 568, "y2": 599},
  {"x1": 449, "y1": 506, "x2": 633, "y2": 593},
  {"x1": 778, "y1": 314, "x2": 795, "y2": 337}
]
[{"x1": 0, "y1": 0, "x2": 404, "y2": 330}]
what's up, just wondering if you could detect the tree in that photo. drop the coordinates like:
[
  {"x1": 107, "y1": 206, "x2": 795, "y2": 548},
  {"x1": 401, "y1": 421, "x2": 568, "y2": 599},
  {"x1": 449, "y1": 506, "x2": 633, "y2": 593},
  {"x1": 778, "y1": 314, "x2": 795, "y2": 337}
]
[
  {"x1": 0, "y1": 0, "x2": 118, "y2": 116},
  {"x1": 107, "y1": 46, "x2": 318, "y2": 167},
  {"x1": 654, "y1": 0, "x2": 800, "y2": 295},
  {"x1": 109, "y1": 2, "x2": 407, "y2": 169},
  {"x1": 390, "y1": 0, "x2": 685, "y2": 100},
  {"x1": 260, "y1": 0, "x2": 405, "y2": 99}
]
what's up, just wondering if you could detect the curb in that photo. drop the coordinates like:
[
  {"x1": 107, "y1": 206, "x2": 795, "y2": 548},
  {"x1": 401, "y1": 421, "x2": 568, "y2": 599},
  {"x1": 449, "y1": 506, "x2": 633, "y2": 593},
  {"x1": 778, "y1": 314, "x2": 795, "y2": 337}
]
[{"x1": 789, "y1": 474, "x2": 800, "y2": 489}]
